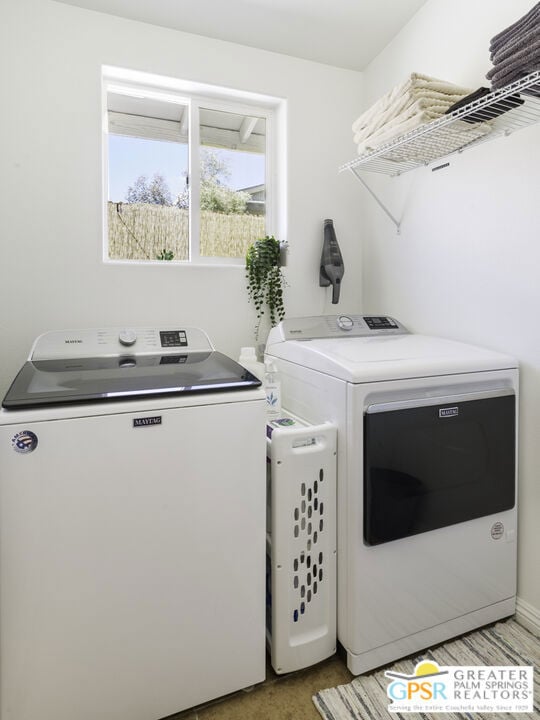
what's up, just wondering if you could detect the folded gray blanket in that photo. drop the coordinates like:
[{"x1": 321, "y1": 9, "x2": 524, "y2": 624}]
[
  {"x1": 487, "y1": 3, "x2": 540, "y2": 90},
  {"x1": 487, "y1": 38, "x2": 540, "y2": 82},
  {"x1": 491, "y1": 24, "x2": 540, "y2": 64},
  {"x1": 489, "y1": 2, "x2": 540, "y2": 56},
  {"x1": 491, "y1": 64, "x2": 540, "y2": 90}
]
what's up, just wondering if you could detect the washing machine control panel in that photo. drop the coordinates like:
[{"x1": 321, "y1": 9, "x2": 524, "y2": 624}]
[
  {"x1": 30, "y1": 327, "x2": 213, "y2": 360},
  {"x1": 271, "y1": 315, "x2": 408, "y2": 342}
]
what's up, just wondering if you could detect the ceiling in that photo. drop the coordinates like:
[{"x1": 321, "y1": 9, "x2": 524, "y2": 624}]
[{"x1": 55, "y1": 0, "x2": 428, "y2": 71}]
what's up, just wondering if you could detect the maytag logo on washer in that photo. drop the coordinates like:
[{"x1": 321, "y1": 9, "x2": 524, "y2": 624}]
[
  {"x1": 12, "y1": 430, "x2": 39, "y2": 453},
  {"x1": 133, "y1": 416, "x2": 162, "y2": 428},
  {"x1": 439, "y1": 406, "x2": 459, "y2": 418}
]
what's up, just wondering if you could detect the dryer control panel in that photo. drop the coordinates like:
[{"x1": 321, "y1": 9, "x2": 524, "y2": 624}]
[{"x1": 268, "y1": 315, "x2": 408, "y2": 343}]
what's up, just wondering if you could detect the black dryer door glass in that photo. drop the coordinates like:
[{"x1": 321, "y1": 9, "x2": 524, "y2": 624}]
[{"x1": 364, "y1": 393, "x2": 515, "y2": 545}]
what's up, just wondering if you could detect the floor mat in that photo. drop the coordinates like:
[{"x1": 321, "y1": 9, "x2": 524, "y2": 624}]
[{"x1": 313, "y1": 619, "x2": 539, "y2": 720}]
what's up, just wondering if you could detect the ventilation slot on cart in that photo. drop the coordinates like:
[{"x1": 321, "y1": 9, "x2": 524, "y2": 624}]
[{"x1": 292, "y1": 468, "x2": 326, "y2": 621}]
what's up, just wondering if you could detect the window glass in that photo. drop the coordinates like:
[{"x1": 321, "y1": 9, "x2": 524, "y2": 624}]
[
  {"x1": 198, "y1": 108, "x2": 265, "y2": 258},
  {"x1": 107, "y1": 90, "x2": 189, "y2": 262},
  {"x1": 103, "y1": 72, "x2": 276, "y2": 265},
  {"x1": 108, "y1": 135, "x2": 190, "y2": 261}
]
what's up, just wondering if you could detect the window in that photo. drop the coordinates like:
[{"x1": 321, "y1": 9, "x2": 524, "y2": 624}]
[{"x1": 102, "y1": 67, "x2": 282, "y2": 264}]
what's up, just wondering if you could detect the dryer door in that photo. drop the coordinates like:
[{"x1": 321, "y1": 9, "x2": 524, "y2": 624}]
[{"x1": 364, "y1": 389, "x2": 515, "y2": 546}]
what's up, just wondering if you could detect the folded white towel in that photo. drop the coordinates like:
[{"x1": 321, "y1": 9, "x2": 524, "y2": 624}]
[
  {"x1": 351, "y1": 73, "x2": 477, "y2": 160},
  {"x1": 356, "y1": 111, "x2": 434, "y2": 154},
  {"x1": 353, "y1": 93, "x2": 468, "y2": 145},
  {"x1": 352, "y1": 73, "x2": 472, "y2": 134}
]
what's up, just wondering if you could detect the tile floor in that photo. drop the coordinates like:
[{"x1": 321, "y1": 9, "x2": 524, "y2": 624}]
[{"x1": 171, "y1": 654, "x2": 352, "y2": 720}]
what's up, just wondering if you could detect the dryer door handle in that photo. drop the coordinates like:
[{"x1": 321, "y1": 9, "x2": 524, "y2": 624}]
[{"x1": 366, "y1": 387, "x2": 514, "y2": 414}]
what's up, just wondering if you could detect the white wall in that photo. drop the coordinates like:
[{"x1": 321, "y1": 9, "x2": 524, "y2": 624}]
[
  {"x1": 0, "y1": 0, "x2": 363, "y2": 393},
  {"x1": 360, "y1": 0, "x2": 540, "y2": 617}
]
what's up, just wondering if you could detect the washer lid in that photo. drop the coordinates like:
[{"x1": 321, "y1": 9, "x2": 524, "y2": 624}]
[
  {"x1": 3, "y1": 325, "x2": 262, "y2": 409},
  {"x1": 2, "y1": 351, "x2": 261, "y2": 409},
  {"x1": 266, "y1": 319, "x2": 517, "y2": 382}
]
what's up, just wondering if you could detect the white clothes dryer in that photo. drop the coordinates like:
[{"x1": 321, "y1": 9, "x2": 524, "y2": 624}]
[
  {"x1": 0, "y1": 326, "x2": 266, "y2": 720},
  {"x1": 266, "y1": 314, "x2": 518, "y2": 674}
]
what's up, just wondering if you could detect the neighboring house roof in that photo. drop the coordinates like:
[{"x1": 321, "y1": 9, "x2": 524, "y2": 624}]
[
  {"x1": 238, "y1": 184, "x2": 265, "y2": 199},
  {"x1": 237, "y1": 184, "x2": 265, "y2": 215}
]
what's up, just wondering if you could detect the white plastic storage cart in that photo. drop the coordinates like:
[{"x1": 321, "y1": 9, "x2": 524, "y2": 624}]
[{"x1": 266, "y1": 413, "x2": 337, "y2": 674}]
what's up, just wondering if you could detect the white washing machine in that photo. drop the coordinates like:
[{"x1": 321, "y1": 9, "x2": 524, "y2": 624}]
[
  {"x1": 266, "y1": 314, "x2": 518, "y2": 674},
  {"x1": 0, "y1": 326, "x2": 266, "y2": 720}
]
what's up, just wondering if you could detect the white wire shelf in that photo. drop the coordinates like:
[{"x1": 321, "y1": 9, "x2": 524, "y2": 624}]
[{"x1": 340, "y1": 71, "x2": 540, "y2": 177}]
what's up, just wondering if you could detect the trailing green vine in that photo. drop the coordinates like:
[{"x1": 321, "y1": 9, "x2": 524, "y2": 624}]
[{"x1": 246, "y1": 235, "x2": 286, "y2": 339}]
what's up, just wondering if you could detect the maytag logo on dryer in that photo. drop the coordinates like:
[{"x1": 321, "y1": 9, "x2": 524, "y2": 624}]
[
  {"x1": 439, "y1": 406, "x2": 459, "y2": 418},
  {"x1": 64, "y1": 339, "x2": 83, "y2": 344},
  {"x1": 133, "y1": 416, "x2": 162, "y2": 428}
]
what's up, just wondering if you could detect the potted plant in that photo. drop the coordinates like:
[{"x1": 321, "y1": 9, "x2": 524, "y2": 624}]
[{"x1": 246, "y1": 235, "x2": 286, "y2": 340}]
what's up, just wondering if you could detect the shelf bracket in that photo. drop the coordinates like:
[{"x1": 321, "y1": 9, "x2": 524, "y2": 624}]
[{"x1": 349, "y1": 167, "x2": 401, "y2": 234}]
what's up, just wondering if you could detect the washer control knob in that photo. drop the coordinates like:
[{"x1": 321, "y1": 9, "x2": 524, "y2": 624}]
[
  {"x1": 119, "y1": 329, "x2": 137, "y2": 346},
  {"x1": 337, "y1": 315, "x2": 354, "y2": 331}
]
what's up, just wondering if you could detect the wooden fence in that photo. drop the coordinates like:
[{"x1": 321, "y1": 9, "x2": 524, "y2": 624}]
[{"x1": 108, "y1": 202, "x2": 265, "y2": 261}]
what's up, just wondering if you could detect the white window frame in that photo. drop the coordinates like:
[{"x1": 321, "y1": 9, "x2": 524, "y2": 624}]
[{"x1": 102, "y1": 65, "x2": 285, "y2": 267}]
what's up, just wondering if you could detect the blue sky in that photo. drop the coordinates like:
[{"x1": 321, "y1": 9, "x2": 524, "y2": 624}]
[{"x1": 108, "y1": 135, "x2": 265, "y2": 202}]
